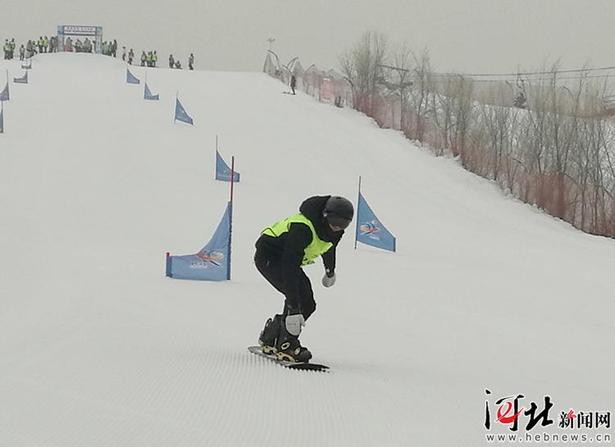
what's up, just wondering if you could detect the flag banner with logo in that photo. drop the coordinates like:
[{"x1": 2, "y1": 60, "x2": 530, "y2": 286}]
[
  {"x1": 174, "y1": 97, "x2": 194, "y2": 125},
  {"x1": 356, "y1": 192, "x2": 396, "y2": 252},
  {"x1": 144, "y1": 82, "x2": 159, "y2": 100},
  {"x1": 215, "y1": 150, "x2": 240, "y2": 182},
  {"x1": 166, "y1": 202, "x2": 231, "y2": 281},
  {"x1": 13, "y1": 72, "x2": 28, "y2": 84},
  {"x1": 126, "y1": 69, "x2": 140, "y2": 84},
  {"x1": 0, "y1": 82, "x2": 9, "y2": 101}
]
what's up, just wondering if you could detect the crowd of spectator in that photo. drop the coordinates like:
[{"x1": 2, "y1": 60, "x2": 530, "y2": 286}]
[
  {"x1": 3, "y1": 35, "x2": 195, "y2": 70},
  {"x1": 4, "y1": 36, "x2": 61, "y2": 60}
]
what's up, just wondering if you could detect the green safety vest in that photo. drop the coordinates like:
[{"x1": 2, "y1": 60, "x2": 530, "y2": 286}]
[{"x1": 262, "y1": 213, "x2": 333, "y2": 266}]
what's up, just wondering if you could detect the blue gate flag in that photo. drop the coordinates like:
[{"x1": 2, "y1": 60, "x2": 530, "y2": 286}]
[
  {"x1": 356, "y1": 192, "x2": 396, "y2": 252},
  {"x1": 166, "y1": 202, "x2": 231, "y2": 281},
  {"x1": 14, "y1": 72, "x2": 28, "y2": 84},
  {"x1": 215, "y1": 150, "x2": 240, "y2": 182},
  {"x1": 0, "y1": 82, "x2": 9, "y2": 101},
  {"x1": 175, "y1": 97, "x2": 194, "y2": 125},
  {"x1": 126, "y1": 69, "x2": 140, "y2": 84},
  {"x1": 144, "y1": 82, "x2": 159, "y2": 100}
]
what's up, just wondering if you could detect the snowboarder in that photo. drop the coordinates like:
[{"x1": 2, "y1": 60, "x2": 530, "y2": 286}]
[{"x1": 255, "y1": 195, "x2": 354, "y2": 362}]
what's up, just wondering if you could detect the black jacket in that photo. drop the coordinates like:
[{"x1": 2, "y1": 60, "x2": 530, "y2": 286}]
[{"x1": 255, "y1": 196, "x2": 344, "y2": 300}]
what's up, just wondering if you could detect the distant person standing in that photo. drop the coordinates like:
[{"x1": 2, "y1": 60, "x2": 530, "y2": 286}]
[
  {"x1": 169, "y1": 54, "x2": 174, "y2": 68},
  {"x1": 188, "y1": 53, "x2": 194, "y2": 70},
  {"x1": 19, "y1": 44, "x2": 25, "y2": 61},
  {"x1": 290, "y1": 74, "x2": 297, "y2": 95},
  {"x1": 121, "y1": 46, "x2": 126, "y2": 61},
  {"x1": 128, "y1": 48, "x2": 134, "y2": 65},
  {"x1": 10, "y1": 39, "x2": 15, "y2": 59}
]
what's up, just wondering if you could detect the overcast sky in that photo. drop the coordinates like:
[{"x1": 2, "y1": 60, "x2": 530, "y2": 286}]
[{"x1": 3, "y1": 0, "x2": 615, "y2": 74}]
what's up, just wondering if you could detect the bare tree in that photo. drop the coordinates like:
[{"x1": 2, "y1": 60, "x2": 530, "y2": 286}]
[
  {"x1": 428, "y1": 75, "x2": 475, "y2": 157},
  {"x1": 339, "y1": 31, "x2": 388, "y2": 116},
  {"x1": 379, "y1": 42, "x2": 414, "y2": 132},
  {"x1": 407, "y1": 48, "x2": 432, "y2": 141}
]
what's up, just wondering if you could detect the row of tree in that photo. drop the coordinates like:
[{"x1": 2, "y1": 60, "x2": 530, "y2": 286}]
[{"x1": 338, "y1": 32, "x2": 615, "y2": 237}]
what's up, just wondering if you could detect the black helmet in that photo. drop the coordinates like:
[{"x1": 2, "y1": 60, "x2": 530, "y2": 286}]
[{"x1": 323, "y1": 196, "x2": 354, "y2": 230}]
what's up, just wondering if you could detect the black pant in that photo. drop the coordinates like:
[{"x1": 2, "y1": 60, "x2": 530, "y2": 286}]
[{"x1": 254, "y1": 254, "x2": 316, "y2": 320}]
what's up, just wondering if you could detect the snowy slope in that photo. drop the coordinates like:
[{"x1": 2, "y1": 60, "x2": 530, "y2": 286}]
[{"x1": 0, "y1": 54, "x2": 614, "y2": 447}]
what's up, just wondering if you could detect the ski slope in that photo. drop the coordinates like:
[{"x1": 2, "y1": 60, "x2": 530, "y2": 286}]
[{"x1": 1, "y1": 54, "x2": 614, "y2": 447}]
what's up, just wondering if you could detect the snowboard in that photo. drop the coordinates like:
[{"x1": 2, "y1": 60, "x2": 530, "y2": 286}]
[{"x1": 248, "y1": 346, "x2": 329, "y2": 372}]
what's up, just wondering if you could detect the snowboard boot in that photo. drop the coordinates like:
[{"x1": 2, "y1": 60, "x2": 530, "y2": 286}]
[
  {"x1": 258, "y1": 314, "x2": 282, "y2": 355},
  {"x1": 276, "y1": 325, "x2": 312, "y2": 363}
]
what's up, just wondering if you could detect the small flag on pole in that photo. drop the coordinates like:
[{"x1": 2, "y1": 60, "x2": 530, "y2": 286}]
[
  {"x1": 126, "y1": 69, "x2": 140, "y2": 84},
  {"x1": 166, "y1": 202, "x2": 232, "y2": 281},
  {"x1": 215, "y1": 150, "x2": 240, "y2": 182},
  {"x1": 13, "y1": 72, "x2": 28, "y2": 84},
  {"x1": 0, "y1": 82, "x2": 9, "y2": 102},
  {"x1": 144, "y1": 82, "x2": 159, "y2": 100},
  {"x1": 355, "y1": 189, "x2": 396, "y2": 252},
  {"x1": 174, "y1": 96, "x2": 194, "y2": 125}
]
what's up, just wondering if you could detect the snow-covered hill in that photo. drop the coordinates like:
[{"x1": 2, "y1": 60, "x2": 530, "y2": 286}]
[{"x1": 1, "y1": 54, "x2": 613, "y2": 446}]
